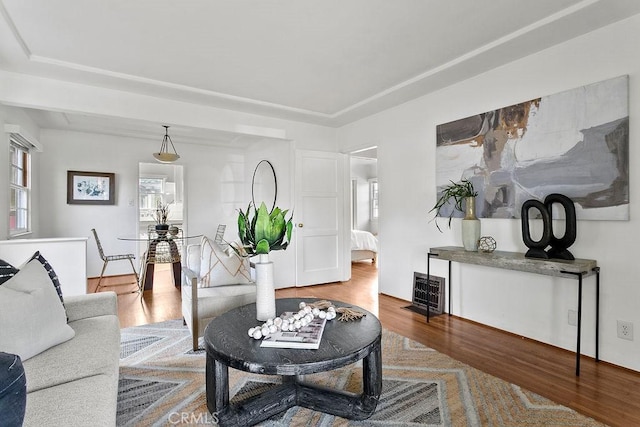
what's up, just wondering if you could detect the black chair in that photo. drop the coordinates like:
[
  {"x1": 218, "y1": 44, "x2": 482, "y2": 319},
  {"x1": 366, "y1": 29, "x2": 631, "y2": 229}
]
[{"x1": 91, "y1": 228, "x2": 140, "y2": 293}]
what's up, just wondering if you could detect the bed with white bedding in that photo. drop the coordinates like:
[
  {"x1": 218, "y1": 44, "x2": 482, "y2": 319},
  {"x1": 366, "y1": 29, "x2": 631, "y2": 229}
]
[{"x1": 351, "y1": 230, "x2": 378, "y2": 263}]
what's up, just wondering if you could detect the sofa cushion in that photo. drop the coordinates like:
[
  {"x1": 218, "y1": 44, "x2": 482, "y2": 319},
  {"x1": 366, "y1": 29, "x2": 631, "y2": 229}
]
[
  {"x1": 24, "y1": 373, "x2": 117, "y2": 427},
  {"x1": 0, "y1": 260, "x2": 75, "y2": 361},
  {"x1": 199, "y1": 236, "x2": 252, "y2": 287},
  {"x1": 22, "y1": 314, "x2": 120, "y2": 393},
  {"x1": 0, "y1": 259, "x2": 19, "y2": 285}
]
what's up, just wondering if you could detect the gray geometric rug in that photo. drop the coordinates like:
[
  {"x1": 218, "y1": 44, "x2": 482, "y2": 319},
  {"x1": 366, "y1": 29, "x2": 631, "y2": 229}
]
[{"x1": 117, "y1": 320, "x2": 606, "y2": 426}]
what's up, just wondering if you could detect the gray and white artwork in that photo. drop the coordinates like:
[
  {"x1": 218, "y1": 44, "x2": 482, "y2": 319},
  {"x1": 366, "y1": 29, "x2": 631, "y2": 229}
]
[{"x1": 435, "y1": 75, "x2": 629, "y2": 220}]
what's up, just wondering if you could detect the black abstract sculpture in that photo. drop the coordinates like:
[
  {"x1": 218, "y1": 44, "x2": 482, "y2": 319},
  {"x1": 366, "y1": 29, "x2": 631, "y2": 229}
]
[{"x1": 521, "y1": 194, "x2": 577, "y2": 260}]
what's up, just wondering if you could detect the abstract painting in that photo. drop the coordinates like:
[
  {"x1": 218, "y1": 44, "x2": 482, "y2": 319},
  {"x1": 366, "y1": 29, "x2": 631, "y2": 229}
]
[{"x1": 435, "y1": 76, "x2": 629, "y2": 220}]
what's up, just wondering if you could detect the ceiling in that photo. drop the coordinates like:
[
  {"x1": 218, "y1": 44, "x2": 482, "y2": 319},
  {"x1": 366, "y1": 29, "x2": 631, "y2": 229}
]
[{"x1": 1, "y1": 0, "x2": 639, "y2": 140}]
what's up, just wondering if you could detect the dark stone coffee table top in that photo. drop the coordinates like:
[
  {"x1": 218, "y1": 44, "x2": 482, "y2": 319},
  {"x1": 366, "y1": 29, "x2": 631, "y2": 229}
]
[{"x1": 204, "y1": 298, "x2": 381, "y2": 376}]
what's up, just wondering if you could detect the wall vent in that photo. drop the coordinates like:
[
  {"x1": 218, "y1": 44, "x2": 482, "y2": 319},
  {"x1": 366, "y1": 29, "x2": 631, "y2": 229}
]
[{"x1": 412, "y1": 272, "x2": 445, "y2": 315}]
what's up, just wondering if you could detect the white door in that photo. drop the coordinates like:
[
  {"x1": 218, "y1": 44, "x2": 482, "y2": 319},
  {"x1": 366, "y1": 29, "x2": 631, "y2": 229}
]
[{"x1": 295, "y1": 150, "x2": 348, "y2": 286}]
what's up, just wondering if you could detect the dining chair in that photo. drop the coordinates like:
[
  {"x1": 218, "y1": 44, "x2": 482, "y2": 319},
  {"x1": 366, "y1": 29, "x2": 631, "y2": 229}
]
[{"x1": 91, "y1": 228, "x2": 140, "y2": 293}]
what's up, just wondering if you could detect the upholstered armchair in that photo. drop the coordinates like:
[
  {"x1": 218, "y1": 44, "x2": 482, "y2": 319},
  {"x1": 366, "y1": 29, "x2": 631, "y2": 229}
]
[{"x1": 182, "y1": 233, "x2": 256, "y2": 351}]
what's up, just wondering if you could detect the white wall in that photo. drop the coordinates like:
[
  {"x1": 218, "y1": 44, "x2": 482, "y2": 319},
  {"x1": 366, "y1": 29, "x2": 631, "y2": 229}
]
[{"x1": 339, "y1": 15, "x2": 640, "y2": 371}]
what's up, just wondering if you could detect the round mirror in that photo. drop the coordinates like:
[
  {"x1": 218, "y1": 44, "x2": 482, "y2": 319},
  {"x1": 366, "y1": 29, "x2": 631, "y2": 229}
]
[{"x1": 252, "y1": 160, "x2": 277, "y2": 212}]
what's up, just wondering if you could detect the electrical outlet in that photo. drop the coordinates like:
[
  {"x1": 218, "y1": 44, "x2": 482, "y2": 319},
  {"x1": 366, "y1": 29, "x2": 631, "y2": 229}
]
[
  {"x1": 617, "y1": 320, "x2": 634, "y2": 341},
  {"x1": 568, "y1": 310, "x2": 577, "y2": 326}
]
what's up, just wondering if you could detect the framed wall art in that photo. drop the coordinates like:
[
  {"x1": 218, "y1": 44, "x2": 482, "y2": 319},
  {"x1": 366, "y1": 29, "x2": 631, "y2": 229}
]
[
  {"x1": 435, "y1": 75, "x2": 629, "y2": 221},
  {"x1": 67, "y1": 171, "x2": 115, "y2": 205}
]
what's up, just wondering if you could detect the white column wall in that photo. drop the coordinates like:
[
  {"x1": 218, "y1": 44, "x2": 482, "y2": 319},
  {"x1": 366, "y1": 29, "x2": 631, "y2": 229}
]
[{"x1": 339, "y1": 15, "x2": 640, "y2": 371}]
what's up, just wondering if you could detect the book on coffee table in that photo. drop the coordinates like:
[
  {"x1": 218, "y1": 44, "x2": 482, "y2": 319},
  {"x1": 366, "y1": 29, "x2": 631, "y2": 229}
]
[{"x1": 260, "y1": 315, "x2": 327, "y2": 349}]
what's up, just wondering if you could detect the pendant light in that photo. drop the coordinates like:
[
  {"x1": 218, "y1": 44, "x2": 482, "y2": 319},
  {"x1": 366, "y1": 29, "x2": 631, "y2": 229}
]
[{"x1": 153, "y1": 125, "x2": 180, "y2": 163}]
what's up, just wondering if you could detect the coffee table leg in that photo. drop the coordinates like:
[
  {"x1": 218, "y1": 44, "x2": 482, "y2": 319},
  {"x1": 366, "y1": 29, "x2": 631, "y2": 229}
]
[
  {"x1": 362, "y1": 336, "x2": 383, "y2": 413},
  {"x1": 297, "y1": 336, "x2": 382, "y2": 420},
  {"x1": 206, "y1": 355, "x2": 229, "y2": 416}
]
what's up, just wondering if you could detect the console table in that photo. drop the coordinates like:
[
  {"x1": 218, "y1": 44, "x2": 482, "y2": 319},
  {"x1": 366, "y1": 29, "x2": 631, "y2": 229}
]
[{"x1": 427, "y1": 246, "x2": 599, "y2": 376}]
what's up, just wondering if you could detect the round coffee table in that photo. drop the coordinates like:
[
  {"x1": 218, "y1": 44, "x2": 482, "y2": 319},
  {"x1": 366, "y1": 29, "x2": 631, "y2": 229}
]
[{"x1": 204, "y1": 298, "x2": 382, "y2": 426}]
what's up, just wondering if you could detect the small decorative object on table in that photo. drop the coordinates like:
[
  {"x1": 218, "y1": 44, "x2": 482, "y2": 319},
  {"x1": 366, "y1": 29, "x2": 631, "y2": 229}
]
[
  {"x1": 478, "y1": 236, "x2": 497, "y2": 253},
  {"x1": 154, "y1": 202, "x2": 170, "y2": 231},
  {"x1": 521, "y1": 193, "x2": 577, "y2": 260},
  {"x1": 235, "y1": 202, "x2": 293, "y2": 321},
  {"x1": 430, "y1": 179, "x2": 481, "y2": 251},
  {"x1": 247, "y1": 300, "x2": 365, "y2": 349}
]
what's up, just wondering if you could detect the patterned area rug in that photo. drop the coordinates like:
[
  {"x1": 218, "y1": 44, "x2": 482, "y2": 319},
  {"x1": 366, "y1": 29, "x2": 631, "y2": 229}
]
[{"x1": 117, "y1": 320, "x2": 605, "y2": 426}]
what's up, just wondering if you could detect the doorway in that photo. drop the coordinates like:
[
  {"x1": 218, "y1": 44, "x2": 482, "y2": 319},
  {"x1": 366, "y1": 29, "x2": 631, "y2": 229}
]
[
  {"x1": 348, "y1": 147, "x2": 378, "y2": 291},
  {"x1": 137, "y1": 163, "x2": 185, "y2": 259}
]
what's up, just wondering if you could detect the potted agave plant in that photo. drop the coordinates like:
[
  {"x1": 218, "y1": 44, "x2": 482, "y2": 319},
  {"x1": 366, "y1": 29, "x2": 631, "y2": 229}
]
[
  {"x1": 430, "y1": 179, "x2": 481, "y2": 251},
  {"x1": 235, "y1": 202, "x2": 293, "y2": 320}
]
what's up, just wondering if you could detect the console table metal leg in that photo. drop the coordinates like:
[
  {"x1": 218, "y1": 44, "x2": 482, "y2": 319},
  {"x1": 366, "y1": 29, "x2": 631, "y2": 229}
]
[
  {"x1": 426, "y1": 253, "x2": 432, "y2": 323},
  {"x1": 448, "y1": 260, "x2": 452, "y2": 316},
  {"x1": 595, "y1": 267, "x2": 600, "y2": 362},
  {"x1": 576, "y1": 273, "x2": 583, "y2": 376}
]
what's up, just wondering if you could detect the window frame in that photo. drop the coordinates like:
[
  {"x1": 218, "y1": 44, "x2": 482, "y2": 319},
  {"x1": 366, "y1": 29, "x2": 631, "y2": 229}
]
[
  {"x1": 9, "y1": 137, "x2": 31, "y2": 237},
  {"x1": 369, "y1": 178, "x2": 378, "y2": 220}
]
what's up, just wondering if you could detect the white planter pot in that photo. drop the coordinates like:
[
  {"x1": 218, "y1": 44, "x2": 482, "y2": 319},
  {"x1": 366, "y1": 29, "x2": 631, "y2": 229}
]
[{"x1": 255, "y1": 254, "x2": 276, "y2": 321}]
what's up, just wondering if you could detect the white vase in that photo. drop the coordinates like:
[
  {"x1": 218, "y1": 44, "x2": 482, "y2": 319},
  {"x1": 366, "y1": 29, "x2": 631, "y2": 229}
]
[
  {"x1": 462, "y1": 197, "x2": 481, "y2": 251},
  {"x1": 255, "y1": 254, "x2": 276, "y2": 321}
]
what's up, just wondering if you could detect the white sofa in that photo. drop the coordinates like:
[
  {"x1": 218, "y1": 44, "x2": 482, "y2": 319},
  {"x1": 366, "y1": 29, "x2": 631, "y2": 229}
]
[
  {"x1": 22, "y1": 291, "x2": 120, "y2": 426},
  {"x1": 182, "y1": 235, "x2": 256, "y2": 350},
  {"x1": 0, "y1": 244, "x2": 120, "y2": 426}
]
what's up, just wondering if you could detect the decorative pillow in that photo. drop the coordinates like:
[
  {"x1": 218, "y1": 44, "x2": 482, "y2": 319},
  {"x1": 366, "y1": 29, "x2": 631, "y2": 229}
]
[
  {"x1": 0, "y1": 259, "x2": 19, "y2": 285},
  {"x1": 29, "y1": 251, "x2": 65, "y2": 307},
  {"x1": 0, "y1": 260, "x2": 75, "y2": 361},
  {"x1": 199, "y1": 236, "x2": 252, "y2": 288}
]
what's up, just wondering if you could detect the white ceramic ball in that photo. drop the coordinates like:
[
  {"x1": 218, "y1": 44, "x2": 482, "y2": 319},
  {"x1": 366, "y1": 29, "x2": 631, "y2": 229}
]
[
  {"x1": 281, "y1": 324, "x2": 289, "y2": 332},
  {"x1": 299, "y1": 301, "x2": 306, "y2": 308},
  {"x1": 304, "y1": 306, "x2": 312, "y2": 314},
  {"x1": 318, "y1": 311, "x2": 326, "y2": 319},
  {"x1": 248, "y1": 327, "x2": 256, "y2": 337},
  {"x1": 252, "y1": 329, "x2": 262, "y2": 339},
  {"x1": 312, "y1": 308, "x2": 320, "y2": 316},
  {"x1": 274, "y1": 317, "x2": 283, "y2": 327},
  {"x1": 269, "y1": 325, "x2": 278, "y2": 334},
  {"x1": 261, "y1": 326, "x2": 270, "y2": 336},
  {"x1": 327, "y1": 306, "x2": 336, "y2": 313},
  {"x1": 266, "y1": 318, "x2": 274, "y2": 326},
  {"x1": 294, "y1": 320, "x2": 302, "y2": 329}
]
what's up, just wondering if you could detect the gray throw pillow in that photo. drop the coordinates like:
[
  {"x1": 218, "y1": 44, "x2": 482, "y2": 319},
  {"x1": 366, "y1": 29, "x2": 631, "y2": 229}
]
[
  {"x1": 0, "y1": 260, "x2": 75, "y2": 361},
  {"x1": 29, "y1": 251, "x2": 65, "y2": 306}
]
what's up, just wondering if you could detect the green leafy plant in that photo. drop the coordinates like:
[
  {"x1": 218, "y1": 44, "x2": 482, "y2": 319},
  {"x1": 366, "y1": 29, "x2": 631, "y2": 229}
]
[
  {"x1": 429, "y1": 179, "x2": 478, "y2": 232},
  {"x1": 235, "y1": 202, "x2": 293, "y2": 256}
]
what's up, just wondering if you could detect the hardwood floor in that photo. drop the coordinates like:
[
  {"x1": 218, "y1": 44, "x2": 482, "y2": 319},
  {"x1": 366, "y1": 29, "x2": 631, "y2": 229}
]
[{"x1": 90, "y1": 261, "x2": 640, "y2": 427}]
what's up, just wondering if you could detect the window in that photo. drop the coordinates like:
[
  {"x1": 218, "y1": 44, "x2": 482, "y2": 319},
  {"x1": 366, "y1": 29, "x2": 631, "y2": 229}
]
[
  {"x1": 9, "y1": 138, "x2": 31, "y2": 236},
  {"x1": 369, "y1": 179, "x2": 378, "y2": 220}
]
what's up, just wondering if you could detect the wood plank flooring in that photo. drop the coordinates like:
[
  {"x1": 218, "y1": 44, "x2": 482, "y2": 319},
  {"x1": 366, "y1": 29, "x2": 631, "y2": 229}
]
[{"x1": 89, "y1": 261, "x2": 640, "y2": 427}]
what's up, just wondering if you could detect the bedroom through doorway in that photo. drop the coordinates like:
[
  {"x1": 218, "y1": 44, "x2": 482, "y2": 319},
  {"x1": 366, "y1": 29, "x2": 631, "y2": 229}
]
[{"x1": 349, "y1": 147, "x2": 379, "y2": 291}]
